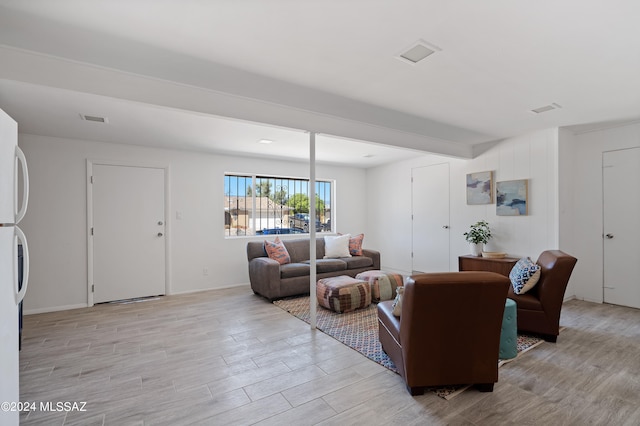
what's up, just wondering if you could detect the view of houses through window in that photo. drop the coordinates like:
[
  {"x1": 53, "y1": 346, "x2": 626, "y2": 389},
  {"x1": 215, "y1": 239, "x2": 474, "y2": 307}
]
[{"x1": 225, "y1": 174, "x2": 333, "y2": 236}]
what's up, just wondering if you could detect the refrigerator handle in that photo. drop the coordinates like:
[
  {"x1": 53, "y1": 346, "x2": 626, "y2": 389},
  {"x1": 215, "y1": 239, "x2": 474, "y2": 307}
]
[
  {"x1": 15, "y1": 146, "x2": 29, "y2": 224},
  {"x1": 14, "y1": 226, "x2": 29, "y2": 305}
]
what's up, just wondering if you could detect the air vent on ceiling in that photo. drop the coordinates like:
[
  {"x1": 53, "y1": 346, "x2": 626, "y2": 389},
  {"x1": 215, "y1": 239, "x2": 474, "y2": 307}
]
[
  {"x1": 396, "y1": 40, "x2": 441, "y2": 65},
  {"x1": 79, "y1": 114, "x2": 109, "y2": 123},
  {"x1": 531, "y1": 103, "x2": 562, "y2": 114}
]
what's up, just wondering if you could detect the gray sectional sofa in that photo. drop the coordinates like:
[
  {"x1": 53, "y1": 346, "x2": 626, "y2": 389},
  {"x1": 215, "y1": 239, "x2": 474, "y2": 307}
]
[{"x1": 247, "y1": 237, "x2": 380, "y2": 301}]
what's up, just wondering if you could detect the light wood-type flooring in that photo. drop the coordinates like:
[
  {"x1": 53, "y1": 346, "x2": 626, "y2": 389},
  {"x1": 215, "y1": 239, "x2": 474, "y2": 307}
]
[{"x1": 18, "y1": 286, "x2": 640, "y2": 425}]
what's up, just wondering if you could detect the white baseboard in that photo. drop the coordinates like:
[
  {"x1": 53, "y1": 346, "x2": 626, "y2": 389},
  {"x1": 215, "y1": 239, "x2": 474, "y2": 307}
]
[
  {"x1": 24, "y1": 303, "x2": 89, "y2": 315},
  {"x1": 23, "y1": 285, "x2": 252, "y2": 314},
  {"x1": 169, "y1": 282, "x2": 250, "y2": 295},
  {"x1": 573, "y1": 296, "x2": 603, "y2": 304}
]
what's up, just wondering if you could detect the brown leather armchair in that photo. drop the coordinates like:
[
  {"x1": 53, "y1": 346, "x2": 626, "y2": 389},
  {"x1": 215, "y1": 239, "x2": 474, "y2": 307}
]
[
  {"x1": 377, "y1": 271, "x2": 510, "y2": 396},
  {"x1": 507, "y1": 250, "x2": 577, "y2": 342}
]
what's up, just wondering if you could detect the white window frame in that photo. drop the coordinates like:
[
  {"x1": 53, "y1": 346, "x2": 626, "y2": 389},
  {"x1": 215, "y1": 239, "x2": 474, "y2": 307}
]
[{"x1": 224, "y1": 172, "x2": 334, "y2": 238}]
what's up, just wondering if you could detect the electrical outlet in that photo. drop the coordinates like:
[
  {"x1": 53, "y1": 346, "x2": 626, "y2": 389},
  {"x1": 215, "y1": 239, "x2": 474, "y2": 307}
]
[{"x1": 203, "y1": 267, "x2": 209, "y2": 276}]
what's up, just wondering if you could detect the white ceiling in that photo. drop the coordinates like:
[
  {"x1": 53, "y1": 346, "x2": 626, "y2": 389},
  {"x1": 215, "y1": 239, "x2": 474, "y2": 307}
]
[{"x1": 1, "y1": 0, "x2": 640, "y2": 166}]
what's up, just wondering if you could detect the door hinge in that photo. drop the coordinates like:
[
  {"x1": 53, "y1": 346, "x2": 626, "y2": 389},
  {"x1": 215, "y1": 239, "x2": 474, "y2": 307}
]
[
  {"x1": 411, "y1": 251, "x2": 414, "y2": 258},
  {"x1": 90, "y1": 176, "x2": 94, "y2": 184},
  {"x1": 91, "y1": 284, "x2": 95, "y2": 292},
  {"x1": 91, "y1": 227, "x2": 94, "y2": 236}
]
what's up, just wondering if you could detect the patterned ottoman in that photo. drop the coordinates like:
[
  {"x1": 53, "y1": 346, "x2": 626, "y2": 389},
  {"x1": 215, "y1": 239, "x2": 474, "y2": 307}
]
[
  {"x1": 500, "y1": 298, "x2": 518, "y2": 359},
  {"x1": 355, "y1": 270, "x2": 403, "y2": 302},
  {"x1": 317, "y1": 275, "x2": 371, "y2": 313}
]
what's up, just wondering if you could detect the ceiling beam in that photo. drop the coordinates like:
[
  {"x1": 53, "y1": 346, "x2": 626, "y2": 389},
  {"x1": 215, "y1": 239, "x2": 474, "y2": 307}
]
[{"x1": 0, "y1": 46, "x2": 475, "y2": 158}]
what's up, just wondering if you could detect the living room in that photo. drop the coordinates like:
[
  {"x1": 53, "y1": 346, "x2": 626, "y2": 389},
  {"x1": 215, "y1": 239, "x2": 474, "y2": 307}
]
[
  {"x1": 2, "y1": 1, "x2": 640, "y2": 424},
  {"x1": 16, "y1": 115, "x2": 638, "y2": 314}
]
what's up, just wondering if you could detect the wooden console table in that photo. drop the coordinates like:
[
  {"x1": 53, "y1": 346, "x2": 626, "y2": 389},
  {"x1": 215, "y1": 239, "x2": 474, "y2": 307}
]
[{"x1": 458, "y1": 255, "x2": 519, "y2": 277}]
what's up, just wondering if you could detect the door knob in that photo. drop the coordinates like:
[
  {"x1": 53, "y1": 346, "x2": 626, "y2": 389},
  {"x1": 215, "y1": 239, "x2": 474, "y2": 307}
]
[
  {"x1": 157, "y1": 232, "x2": 164, "y2": 237},
  {"x1": 158, "y1": 221, "x2": 163, "y2": 226},
  {"x1": 442, "y1": 225, "x2": 450, "y2": 229},
  {"x1": 605, "y1": 233, "x2": 614, "y2": 239}
]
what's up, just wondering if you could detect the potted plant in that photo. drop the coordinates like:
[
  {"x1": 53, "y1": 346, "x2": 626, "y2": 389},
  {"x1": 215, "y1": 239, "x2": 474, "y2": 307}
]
[{"x1": 463, "y1": 220, "x2": 492, "y2": 256}]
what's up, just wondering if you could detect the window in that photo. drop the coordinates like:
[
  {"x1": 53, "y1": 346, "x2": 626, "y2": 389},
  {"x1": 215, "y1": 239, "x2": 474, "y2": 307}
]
[{"x1": 224, "y1": 174, "x2": 333, "y2": 236}]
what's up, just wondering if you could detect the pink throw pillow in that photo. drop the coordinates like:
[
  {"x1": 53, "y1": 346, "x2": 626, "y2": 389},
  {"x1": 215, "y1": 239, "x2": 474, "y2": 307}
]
[
  {"x1": 348, "y1": 233, "x2": 364, "y2": 256},
  {"x1": 264, "y1": 236, "x2": 291, "y2": 265}
]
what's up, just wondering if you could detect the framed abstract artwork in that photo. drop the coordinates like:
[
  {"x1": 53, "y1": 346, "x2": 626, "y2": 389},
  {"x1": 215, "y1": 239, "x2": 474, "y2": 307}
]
[
  {"x1": 496, "y1": 179, "x2": 528, "y2": 216},
  {"x1": 466, "y1": 171, "x2": 494, "y2": 205}
]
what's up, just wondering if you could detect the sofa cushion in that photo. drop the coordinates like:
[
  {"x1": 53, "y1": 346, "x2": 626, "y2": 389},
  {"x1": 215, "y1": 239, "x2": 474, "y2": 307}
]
[
  {"x1": 284, "y1": 239, "x2": 310, "y2": 264},
  {"x1": 324, "y1": 234, "x2": 352, "y2": 258},
  {"x1": 508, "y1": 290, "x2": 544, "y2": 311},
  {"x1": 264, "y1": 237, "x2": 291, "y2": 265},
  {"x1": 303, "y1": 259, "x2": 347, "y2": 273},
  {"x1": 340, "y1": 256, "x2": 373, "y2": 269},
  {"x1": 280, "y1": 263, "x2": 310, "y2": 279}
]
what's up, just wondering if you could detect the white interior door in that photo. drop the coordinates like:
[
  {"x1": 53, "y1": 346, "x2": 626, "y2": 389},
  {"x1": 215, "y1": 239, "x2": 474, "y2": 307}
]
[
  {"x1": 603, "y1": 147, "x2": 640, "y2": 309},
  {"x1": 412, "y1": 163, "x2": 450, "y2": 273},
  {"x1": 92, "y1": 164, "x2": 166, "y2": 303}
]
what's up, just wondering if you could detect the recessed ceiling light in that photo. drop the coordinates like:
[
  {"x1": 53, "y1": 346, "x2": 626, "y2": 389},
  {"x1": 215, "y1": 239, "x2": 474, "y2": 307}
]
[
  {"x1": 530, "y1": 103, "x2": 562, "y2": 114},
  {"x1": 258, "y1": 139, "x2": 273, "y2": 144},
  {"x1": 79, "y1": 113, "x2": 109, "y2": 123},
  {"x1": 396, "y1": 40, "x2": 442, "y2": 65},
  {"x1": 363, "y1": 154, "x2": 374, "y2": 158}
]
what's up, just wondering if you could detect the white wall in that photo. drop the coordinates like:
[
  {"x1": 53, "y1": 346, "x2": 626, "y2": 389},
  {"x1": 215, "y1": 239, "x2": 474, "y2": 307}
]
[
  {"x1": 558, "y1": 127, "x2": 578, "y2": 298},
  {"x1": 560, "y1": 122, "x2": 640, "y2": 303},
  {"x1": 25, "y1": 120, "x2": 632, "y2": 313},
  {"x1": 19, "y1": 134, "x2": 367, "y2": 313},
  {"x1": 366, "y1": 129, "x2": 562, "y2": 281}
]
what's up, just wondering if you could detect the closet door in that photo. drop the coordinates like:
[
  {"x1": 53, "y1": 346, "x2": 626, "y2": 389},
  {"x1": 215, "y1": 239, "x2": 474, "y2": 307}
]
[
  {"x1": 412, "y1": 163, "x2": 450, "y2": 273},
  {"x1": 603, "y1": 147, "x2": 640, "y2": 309}
]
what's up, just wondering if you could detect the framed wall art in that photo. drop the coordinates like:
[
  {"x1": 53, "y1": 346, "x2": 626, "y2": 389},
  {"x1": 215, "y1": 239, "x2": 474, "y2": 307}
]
[
  {"x1": 496, "y1": 179, "x2": 528, "y2": 215},
  {"x1": 466, "y1": 171, "x2": 494, "y2": 205}
]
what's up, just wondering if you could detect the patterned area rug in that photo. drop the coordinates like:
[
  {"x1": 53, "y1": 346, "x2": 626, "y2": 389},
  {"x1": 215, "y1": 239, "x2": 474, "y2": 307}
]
[{"x1": 274, "y1": 296, "x2": 545, "y2": 400}]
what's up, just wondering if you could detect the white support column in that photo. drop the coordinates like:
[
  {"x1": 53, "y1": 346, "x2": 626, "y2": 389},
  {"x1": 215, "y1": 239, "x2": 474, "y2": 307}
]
[
  {"x1": 251, "y1": 175, "x2": 257, "y2": 234},
  {"x1": 309, "y1": 132, "x2": 317, "y2": 330}
]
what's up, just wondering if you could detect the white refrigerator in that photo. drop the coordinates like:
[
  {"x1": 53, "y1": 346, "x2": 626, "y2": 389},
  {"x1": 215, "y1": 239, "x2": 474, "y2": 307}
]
[{"x1": 0, "y1": 108, "x2": 29, "y2": 426}]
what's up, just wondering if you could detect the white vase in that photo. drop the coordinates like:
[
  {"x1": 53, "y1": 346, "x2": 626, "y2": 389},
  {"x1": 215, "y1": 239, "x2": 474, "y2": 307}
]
[{"x1": 469, "y1": 242, "x2": 483, "y2": 256}]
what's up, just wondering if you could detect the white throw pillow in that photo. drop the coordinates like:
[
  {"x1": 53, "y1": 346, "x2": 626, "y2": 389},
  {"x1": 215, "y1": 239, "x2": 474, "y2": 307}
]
[
  {"x1": 392, "y1": 286, "x2": 404, "y2": 317},
  {"x1": 324, "y1": 234, "x2": 352, "y2": 258}
]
